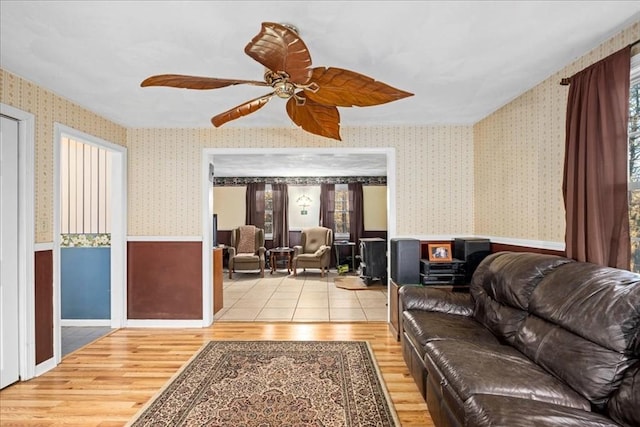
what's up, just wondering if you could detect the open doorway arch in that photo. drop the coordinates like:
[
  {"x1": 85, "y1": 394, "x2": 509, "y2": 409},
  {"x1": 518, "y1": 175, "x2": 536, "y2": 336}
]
[
  {"x1": 53, "y1": 124, "x2": 127, "y2": 364},
  {"x1": 200, "y1": 147, "x2": 396, "y2": 325}
]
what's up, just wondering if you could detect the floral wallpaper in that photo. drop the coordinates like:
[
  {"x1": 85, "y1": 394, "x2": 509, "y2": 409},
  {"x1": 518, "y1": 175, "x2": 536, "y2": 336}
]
[
  {"x1": 60, "y1": 233, "x2": 111, "y2": 247},
  {"x1": 0, "y1": 69, "x2": 126, "y2": 243},
  {"x1": 126, "y1": 126, "x2": 475, "y2": 237},
  {"x1": 213, "y1": 176, "x2": 387, "y2": 186},
  {"x1": 474, "y1": 22, "x2": 640, "y2": 245}
]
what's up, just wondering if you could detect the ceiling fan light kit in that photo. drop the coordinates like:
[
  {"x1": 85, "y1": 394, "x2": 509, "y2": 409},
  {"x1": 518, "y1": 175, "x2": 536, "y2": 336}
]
[{"x1": 141, "y1": 22, "x2": 413, "y2": 140}]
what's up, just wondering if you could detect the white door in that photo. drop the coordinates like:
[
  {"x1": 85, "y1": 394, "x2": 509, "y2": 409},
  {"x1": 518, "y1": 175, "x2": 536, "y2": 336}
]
[{"x1": 0, "y1": 115, "x2": 20, "y2": 389}]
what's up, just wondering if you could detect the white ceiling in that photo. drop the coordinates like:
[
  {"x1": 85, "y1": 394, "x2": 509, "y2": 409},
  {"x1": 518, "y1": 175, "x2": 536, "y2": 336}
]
[{"x1": 2, "y1": 1, "x2": 639, "y2": 176}]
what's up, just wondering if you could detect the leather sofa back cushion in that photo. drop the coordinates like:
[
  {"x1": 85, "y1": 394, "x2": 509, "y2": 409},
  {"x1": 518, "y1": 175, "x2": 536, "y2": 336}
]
[
  {"x1": 471, "y1": 252, "x2": 573, "y2": 343},
  {"x1": 529, "y1": 262, "x2": 640, "y2": 354},
  {"x1": 514, "y1": 262, "x2": 640, "y2": 409},
  {"x1": 514, "y1": 315, "x2": 633, "y2": 408},
  {"x1": 607, "y1": 361, "x2": 640, "y2": 427}
]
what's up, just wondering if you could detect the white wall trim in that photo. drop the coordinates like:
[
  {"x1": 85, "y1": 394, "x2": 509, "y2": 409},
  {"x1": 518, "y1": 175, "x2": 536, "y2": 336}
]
[
  {"x1": 207, "y1": 147, "x2": 397, "y2": 325},
  {"x1": 482, "y1": 236, "x2": 565, "y2": 251},
  {"x1": 34, "y1": 358, "x2": 56, "y2": 378},
  {"x1": 34, "y1": 242, "x2": 54, "y2": 252},
  {"x1": 398, "y1": 234, "x2": 565, "y2": 252},
  {"x1": 125, "y1": 319, "x2": 206, "y2": 328},
  {"x1": 1, "y1": 103, "x2": 36, "y2": 382},
  {"x1": 201, "y1": 152, "x2": 213, "y2": 326},
  {"x1": 60, "y1": 319, "x2": 111, "y2": 327},
  {"x1": 127, "y1": 236, "x2": 203, "y2": 242}
]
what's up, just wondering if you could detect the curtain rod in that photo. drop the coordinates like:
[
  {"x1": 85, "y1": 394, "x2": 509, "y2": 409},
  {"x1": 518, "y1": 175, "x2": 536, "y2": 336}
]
[{"x1": 559, "y1": 38, "x2": 640, "y2": 86}]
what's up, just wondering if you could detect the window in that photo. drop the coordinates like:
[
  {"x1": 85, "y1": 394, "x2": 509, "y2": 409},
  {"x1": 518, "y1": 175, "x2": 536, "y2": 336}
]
[
  {"x1": 264, "y1": 184, "x2": 273, "y2": 239},
  {"x1": 334, "y1": 184, "x2": 349, "y2": 238},
  {"x1": 628, "y1": 54, "x2": 640, "y2": 272}
]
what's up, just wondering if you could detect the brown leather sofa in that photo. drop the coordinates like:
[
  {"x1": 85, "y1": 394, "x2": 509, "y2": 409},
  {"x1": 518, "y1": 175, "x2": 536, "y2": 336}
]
[{"x1": 399, "y1": 252, "x2": 640, "y2": 427}]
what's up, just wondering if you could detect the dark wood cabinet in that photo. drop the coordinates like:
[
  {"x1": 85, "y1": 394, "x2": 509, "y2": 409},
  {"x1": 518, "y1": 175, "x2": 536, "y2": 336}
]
[
  {"x1": 213, "y1": 248, "x2": 223, "y2": 314},
  {"x1": 390, "y1": 280, "x2": 401, "y2": 341}
]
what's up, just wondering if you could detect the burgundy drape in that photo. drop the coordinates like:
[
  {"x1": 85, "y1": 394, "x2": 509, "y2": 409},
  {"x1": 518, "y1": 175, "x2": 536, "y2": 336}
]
[
  {"x1": 348, "y1": 182, "x2": 364, "y2": 245},
  {"x1": 245, "y1": 182, "x2": 265, "y2": 229},
  {"x1": 272, "y1": 183, "x2": 289, "y2": 247},
  {"x1": 320, "y1": 183, "x2": 335, "y2": 232},
  {"x1": 563, "y1": 46, "x2": 631, "y2": 269}
]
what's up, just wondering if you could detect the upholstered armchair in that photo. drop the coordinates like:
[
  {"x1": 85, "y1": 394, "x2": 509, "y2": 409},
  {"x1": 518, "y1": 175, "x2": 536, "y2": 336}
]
[
  {"x1": 228, "y1": 225, "x2": 266, "y2": 279},
  {"x1": 292, "y1": 227, "x2": 333, "y2": 277}
]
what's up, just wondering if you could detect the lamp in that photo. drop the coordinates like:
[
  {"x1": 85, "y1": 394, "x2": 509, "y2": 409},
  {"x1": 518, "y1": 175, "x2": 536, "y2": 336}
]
[{"x1": 296, "y1": 194, "x2": 312, "y2": 215}]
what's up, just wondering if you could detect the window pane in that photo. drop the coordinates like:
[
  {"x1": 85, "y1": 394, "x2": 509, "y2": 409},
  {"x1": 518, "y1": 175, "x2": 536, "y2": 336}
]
[
  {"x1": 334, "y1": 186, "x2": 349, "y2": 235},
  {"x1": 264, "y1": 184, "x2": 273, "y2": 238}
]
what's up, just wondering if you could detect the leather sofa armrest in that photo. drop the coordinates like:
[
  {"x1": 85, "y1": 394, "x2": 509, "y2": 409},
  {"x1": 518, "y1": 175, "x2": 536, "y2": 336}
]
[
  {"x1": 258, "y1": 247, "x2": 266, "y2": 259},
  {"x1": 228, "y1": 247, "x2": 237, "y2": 257},
  {"x1": 399, "y1": 286, "x2": 474, "y2": 317},
  {"x1": 293, "y1": 245, "x2": 303, "y2": 257}
]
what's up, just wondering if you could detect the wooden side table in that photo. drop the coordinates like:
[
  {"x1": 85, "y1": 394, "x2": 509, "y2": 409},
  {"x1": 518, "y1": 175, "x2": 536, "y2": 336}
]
[{"x1": 270, "y1": 248, "x2": 293, "y2": 274}]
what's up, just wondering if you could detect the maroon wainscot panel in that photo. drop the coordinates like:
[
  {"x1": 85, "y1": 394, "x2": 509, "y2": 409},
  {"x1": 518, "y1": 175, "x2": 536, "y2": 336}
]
[
  {"x1": 35, "y1": 250, "x2": 53, "y2": 364},
  {"x1": 127, "y1": 241, "x2": 203, "y2": 319}
]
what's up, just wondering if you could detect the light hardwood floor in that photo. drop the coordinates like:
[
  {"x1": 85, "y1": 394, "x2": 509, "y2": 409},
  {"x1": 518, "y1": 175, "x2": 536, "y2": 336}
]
[{"x1": 0, "y1": 322, "x2": 433, "y2": 426}]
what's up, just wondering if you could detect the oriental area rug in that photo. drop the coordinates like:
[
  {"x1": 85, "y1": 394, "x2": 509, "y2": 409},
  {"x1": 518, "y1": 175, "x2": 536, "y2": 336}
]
[{"x1": 127, "y1": 340, "x2": 399, "y2": 427}]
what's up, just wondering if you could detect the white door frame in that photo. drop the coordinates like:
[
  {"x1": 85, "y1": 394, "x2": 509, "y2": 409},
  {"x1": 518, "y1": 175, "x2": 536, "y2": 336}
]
[
  {"x1": 0, "y1": 104, "x2": 35, "y2": 381},
  {"x1": 200, "y1": 147, "x2": 396, "y2": 325},
  {"x1": 53, "y1": 124, "x2": 127, "y2": 364}
]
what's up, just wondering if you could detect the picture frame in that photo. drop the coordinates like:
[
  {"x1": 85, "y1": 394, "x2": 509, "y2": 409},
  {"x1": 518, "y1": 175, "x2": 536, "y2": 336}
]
[{"x1": 427, "y1": 243, "x2": 453, "y2": 262}]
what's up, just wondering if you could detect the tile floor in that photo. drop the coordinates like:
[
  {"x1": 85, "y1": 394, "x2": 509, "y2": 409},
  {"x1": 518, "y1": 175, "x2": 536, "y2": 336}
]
[
  {"x1": 61, "y1": 326, "x2": 114, "y2": 357},
  {"x1": 215, "y1": 270, "x2": 388, "y2": 322}
]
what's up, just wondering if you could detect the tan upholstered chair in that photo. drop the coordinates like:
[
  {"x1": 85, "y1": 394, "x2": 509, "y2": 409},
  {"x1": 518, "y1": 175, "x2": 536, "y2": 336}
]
[
  {"x1": 292, "y1": 227, "x2": 333, "y2": 277},
  {"x1": 228, "y1": 226, "x2": 266, "y2": 279}
]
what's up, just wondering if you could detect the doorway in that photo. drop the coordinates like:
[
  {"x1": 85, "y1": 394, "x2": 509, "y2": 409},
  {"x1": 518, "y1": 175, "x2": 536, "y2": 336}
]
[
  {"x1": 201, "y1": 147, "x2": 396, "y2": 323},
  {"x1": 54, "y1": 124, "x2": 127, "y2": 363}
]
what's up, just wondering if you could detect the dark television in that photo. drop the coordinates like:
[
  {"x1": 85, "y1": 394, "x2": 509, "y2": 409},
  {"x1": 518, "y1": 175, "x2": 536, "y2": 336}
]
[{"x1": 212, "y1": 214, "x2": 218, "y2": 248}]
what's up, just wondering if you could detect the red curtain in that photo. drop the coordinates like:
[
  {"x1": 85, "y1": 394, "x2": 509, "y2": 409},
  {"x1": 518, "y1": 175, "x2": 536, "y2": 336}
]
[
  {"x1": 320, "y1": 183, "x2": 335, "y2": 232},
  {"x1": 563, "y1": 46, "x2": 631, "y2": 269},
  {"x1": 348, "y1": 182, "x2": 364, "y2": 245},
  {"x1": 245, "y1": 182, "x2": 265, "y2": 229}
]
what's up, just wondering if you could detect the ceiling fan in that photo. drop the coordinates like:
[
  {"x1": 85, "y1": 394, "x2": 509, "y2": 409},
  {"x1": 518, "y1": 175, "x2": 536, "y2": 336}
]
[{"x1": 141, "y1": 22, "x2": 413, "y2": 140}]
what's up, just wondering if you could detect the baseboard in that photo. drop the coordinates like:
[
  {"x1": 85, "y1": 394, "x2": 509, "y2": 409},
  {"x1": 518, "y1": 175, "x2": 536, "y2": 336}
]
[
  {"x1": 60, "y1": 319, "x2": 111, "y2": 327},
  {"x1": 34, "y1": 357, "x2": 56, "y2": 377},
  {"x1": 125, "y1": 319, "x2": 205, "y2": 328}
]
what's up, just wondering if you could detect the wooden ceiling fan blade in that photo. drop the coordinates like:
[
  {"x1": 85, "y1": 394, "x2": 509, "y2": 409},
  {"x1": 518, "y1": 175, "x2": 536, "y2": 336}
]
[
  {"x1": 244, "y1": 22, "x2": 313, "y2": 85},
  {"x1": 286, "y1": 95, "x2": 341, "y2": 140},
  {"x1": 304, "y1": 67, "x2": 413, "y2": 107},
  {"x1": 141, "y1": 74, "x2": 269, "y2": 90},
  {"x1": 211, "y1": 92, "x2": 274, "y2": 127}
]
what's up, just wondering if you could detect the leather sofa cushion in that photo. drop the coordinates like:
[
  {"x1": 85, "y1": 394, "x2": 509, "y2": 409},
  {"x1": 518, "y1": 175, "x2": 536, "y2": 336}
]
[
  {"x1": 424, "y1": 339, "x2": 590, "y2": 410},
  {"x1": 607, "y1": 361, "x2": 640, "y2": 427},
  {"x1": 529, "y1": 261, "x2": 640, "y2": 355},
  {"x1": 514, "y1": 315, "x2": 634, "y2": 409},
  {"x1": 513, "y1": 262, "x2": 640, "y2": 409},
  {"x1": 471, "y1": 252, "x2": 573, "y2": 344},
  {"x1": 403, "y1": 311, "x2": 499, "y2": 359},
  {"x1": 465, "y1": 395, "x2": 620, "y2": 427}
]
